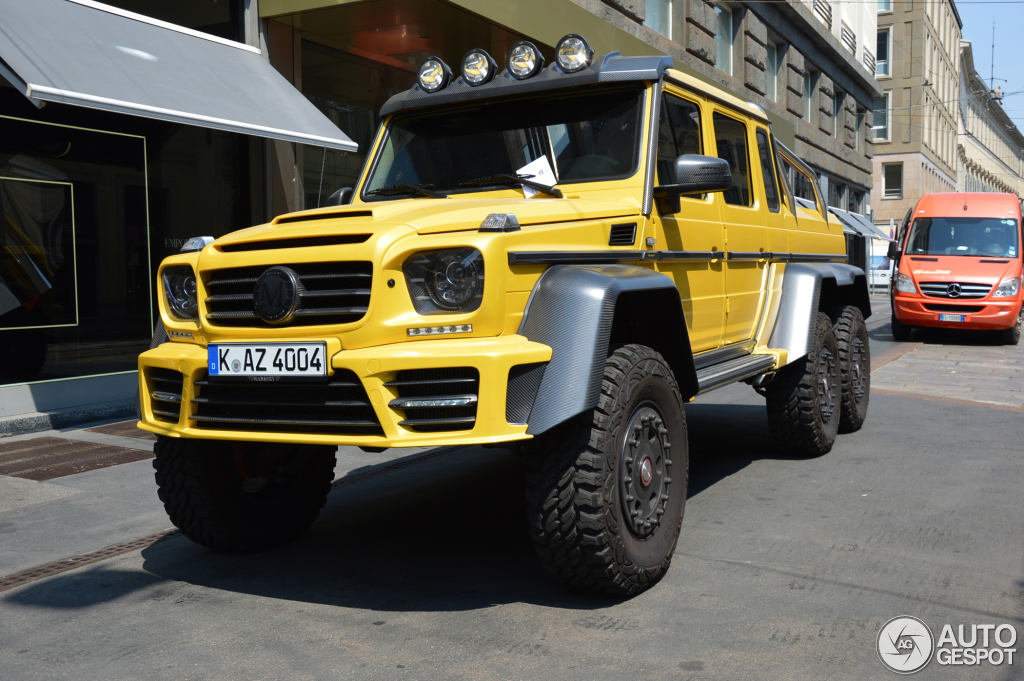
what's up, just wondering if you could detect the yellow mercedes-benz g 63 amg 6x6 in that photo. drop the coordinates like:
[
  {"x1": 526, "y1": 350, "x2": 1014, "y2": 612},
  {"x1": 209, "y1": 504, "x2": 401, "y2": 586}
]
[{"x1": 139, "y1": 36, "x2": 871, "y2": 595}]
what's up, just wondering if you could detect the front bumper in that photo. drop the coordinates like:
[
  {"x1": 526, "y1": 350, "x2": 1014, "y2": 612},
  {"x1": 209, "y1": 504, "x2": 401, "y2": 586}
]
[
  {"x1": 893, "y1": 295, "x2": 1023, "y2": 330},
  {"x1": 137, "y1": 335, "x2": 551, "y2": 447}
]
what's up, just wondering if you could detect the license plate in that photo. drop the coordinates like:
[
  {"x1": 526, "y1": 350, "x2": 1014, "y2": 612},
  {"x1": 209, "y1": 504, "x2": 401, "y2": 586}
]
[
  {"x1": 207, "y1": 343, "x2": 326, "y2": 377},
  {"x1": 938, "y1": 314, "x2": 965, "y2": 322}
]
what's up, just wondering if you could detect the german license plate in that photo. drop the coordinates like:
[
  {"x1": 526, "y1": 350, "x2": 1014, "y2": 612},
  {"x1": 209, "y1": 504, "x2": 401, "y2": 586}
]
[
  {"x1": 207, "y1": 343, "x2": 326, "y2": 377},
  {"x1": 938, "y1": 314, "x2": 965, "y2": 322}
]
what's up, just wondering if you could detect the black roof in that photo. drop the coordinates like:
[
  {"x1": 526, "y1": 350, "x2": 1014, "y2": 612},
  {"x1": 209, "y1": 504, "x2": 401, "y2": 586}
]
[{"x1": 379, "y1": 52, "x2": 673, "y2": 117}]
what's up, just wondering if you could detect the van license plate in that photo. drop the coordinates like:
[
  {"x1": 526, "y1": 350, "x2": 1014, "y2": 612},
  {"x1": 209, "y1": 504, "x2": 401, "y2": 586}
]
[
  {"x1": 207, "y1": 343, "x2": 326, "y2": 377},
  {"x1": 938, "y1": 314, "x2": 965, "y2": 322}
]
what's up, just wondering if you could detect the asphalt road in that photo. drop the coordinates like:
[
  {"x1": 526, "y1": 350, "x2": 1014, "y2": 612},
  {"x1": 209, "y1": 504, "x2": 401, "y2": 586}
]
[{"x1": 1, "y1": 301, "x2": 1022, "y2": 681}]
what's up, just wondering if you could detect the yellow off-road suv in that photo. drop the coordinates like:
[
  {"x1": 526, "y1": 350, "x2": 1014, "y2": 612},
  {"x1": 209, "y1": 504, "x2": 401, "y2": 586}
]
[{"x1": 140, "y1": 36, "x2": 871, "y2": 595}]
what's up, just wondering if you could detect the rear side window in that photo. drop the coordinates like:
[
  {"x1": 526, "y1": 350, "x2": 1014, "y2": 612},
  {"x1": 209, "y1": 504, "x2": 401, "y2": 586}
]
[
  {"x1": 656, "y1": 94, "x2": 702, "y2": 185},
  {"x1": 712, "y1": 112, "x2": 751, "y2": 206},
  {"x1": 755, "y1": 129, "x2": 780, "y2": 213},
  {"x1": 782, "y1": 158, "x2": 819, "y2": 213}
]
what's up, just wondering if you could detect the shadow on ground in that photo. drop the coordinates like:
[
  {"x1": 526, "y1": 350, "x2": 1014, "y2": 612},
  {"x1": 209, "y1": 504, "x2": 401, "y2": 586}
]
[{"x1": 6, "y1": 403, "x2": 809, "y2": 613}]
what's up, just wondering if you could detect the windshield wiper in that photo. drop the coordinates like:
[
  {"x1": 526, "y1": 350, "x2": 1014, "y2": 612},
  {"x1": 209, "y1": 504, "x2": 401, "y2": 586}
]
[
  {"x1": 365, "y1": 183, "x2": 447, "y2": 199},
  {"x1": 458, "y1": 173, "x2": 563, "y2": 198}
]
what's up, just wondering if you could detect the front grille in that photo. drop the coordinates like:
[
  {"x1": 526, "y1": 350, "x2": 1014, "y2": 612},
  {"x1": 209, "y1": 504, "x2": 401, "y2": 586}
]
[
  {"x1": 147, "y1": 369, "x2": 184, "y2": 423},
  {"x1": 190, "y1": 370, "x2": 382, "y2": 436},
  {"x1": 203, "y1": 261, "x2": 372, "y2": 328},
  {"x1": 387, "y1": 368, "x2": 479, "y2": 433},
  {"x1": 923, "y1": 303, "x2": 984, "y2": 313},
  {"x1": 919, "y1": 282, "x2": 992, "y2": 299}
]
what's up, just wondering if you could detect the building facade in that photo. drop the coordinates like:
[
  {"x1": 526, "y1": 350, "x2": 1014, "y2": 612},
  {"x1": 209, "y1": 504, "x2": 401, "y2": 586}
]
[
  {"x1": 872, "y1": 0, "x2": 962, "y2": 230},
  {"x1": 957, "y1": 41, "x2": 1024, "y2": 201}
]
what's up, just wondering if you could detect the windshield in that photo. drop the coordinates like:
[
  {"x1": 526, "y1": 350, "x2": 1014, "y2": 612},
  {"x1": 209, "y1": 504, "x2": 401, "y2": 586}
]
[
  {"x1": 362, "y1": 85, "x2": 645, "y2": 199},
  {"x1": 905, "y1": 217, "x2": 1020, "y2": 258}
]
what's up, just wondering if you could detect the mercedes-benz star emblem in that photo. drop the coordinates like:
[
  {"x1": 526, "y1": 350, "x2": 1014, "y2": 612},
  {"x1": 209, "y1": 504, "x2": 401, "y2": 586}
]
[
  {"x1": 946, "y1": 283, "x2": 962, "y2": 298},
  {"x1": 253, "y1": 266, "x2": 301, "y2": 324}
]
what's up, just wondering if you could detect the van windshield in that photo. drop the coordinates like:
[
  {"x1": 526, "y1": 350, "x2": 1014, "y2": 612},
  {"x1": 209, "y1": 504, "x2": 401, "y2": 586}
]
[
  {"x1": 362, "y1": 85, "x2": 644, "y2": 200},
  {"x1": 905, "y1": 217, "x2": 1020, "y2": 258}
]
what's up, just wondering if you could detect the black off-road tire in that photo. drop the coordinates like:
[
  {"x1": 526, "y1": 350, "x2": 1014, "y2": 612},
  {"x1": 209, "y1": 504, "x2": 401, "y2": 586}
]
[
  {"x1": 765, "y1": 312, "x2": 841, "y2": 457},
  {"x1": 999, "y1": 312, "x2": 1021, "y2": 346},
  {"x1": 154, "y1": 436, "x2": 336, "y2": 552},
  {"x1": 830, "y1": 305, "x2": 870, "y2": 433},
  {"x1": 891, "y1": 312, "x2": 912, "y2": 341},
  {"x1": 522, "y1": 344, "x2": 689, "y2": 597}
]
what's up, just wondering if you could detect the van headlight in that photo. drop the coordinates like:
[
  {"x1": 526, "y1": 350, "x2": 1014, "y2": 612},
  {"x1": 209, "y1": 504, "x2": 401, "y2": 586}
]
[
  {"x1": 403, "y1": 248, "x2": 484, "y2": 314},
  {"x1": 993, "y1": 277, "x2": 1020, "y2": 298},
  {"x1": 162, "y1": 266, "x2": 199, "y2": 320},
  {"x1": 895, "y1": 273, "x2": 917, "y2": 294}
]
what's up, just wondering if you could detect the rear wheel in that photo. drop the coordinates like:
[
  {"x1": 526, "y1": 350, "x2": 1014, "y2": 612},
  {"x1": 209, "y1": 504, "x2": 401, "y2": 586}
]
[
  {"x1": 522, "y1": 344, "x2": 688, "y2": 596},
  {"x1": 999, "y1": 311, "x2": 1021, "y2": 346},
  {"x1": 831, "y1": 306, "x2": 870, "y2": 433},
  {"x1": 891, "y1": 312, "x2": 913, "y2": 341},
  {"x1": 154, "y1": 436, "x2": 336, "y2": 552},
  {"x1": 765, "y1": 312, "x2": 841, "y2": 457}
]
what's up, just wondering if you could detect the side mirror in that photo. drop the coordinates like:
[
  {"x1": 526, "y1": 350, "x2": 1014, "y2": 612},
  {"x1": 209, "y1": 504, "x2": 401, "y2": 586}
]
[
  {"x1": 653, "y1": 155, "x2": 733, "y2": 213},
  {"x1": 325, "y1": 187, "x2": 353, "y2": 206},
  {"x1": 887, "y1": 241, "x2": 898, "y2": 260}
]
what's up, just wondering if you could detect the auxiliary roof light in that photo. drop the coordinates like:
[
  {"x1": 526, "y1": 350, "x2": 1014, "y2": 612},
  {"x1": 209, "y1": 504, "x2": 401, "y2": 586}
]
[
  {"x1": 461, "y1": 48, "x2": 497, "y2": 86},
  {"x1": 418, "y1": 57, "x2": 451, "y2": 93},
  {"x1": 555, "y1": 34, "x2": 594, "y2": 73},
  {"x1": 507, "y1": 40, "x2": 544, "y2": 80}
]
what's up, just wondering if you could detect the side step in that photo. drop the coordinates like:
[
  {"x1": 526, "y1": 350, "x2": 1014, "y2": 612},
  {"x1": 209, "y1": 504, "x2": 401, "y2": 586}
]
[{"x1": 696, "y1": 353, "x2": 777, "y2": 395}]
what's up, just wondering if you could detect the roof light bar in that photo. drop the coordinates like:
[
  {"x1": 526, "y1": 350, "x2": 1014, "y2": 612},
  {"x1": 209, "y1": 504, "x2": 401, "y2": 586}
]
[
  {"x1": 507, "y1": 41, "x2": 544, "y2": 80},
  {"x1": 461, "y1": 48, "x2": 497, "y2": 86},
  {"x1": 555, "y1": 34, "x2": 594, "y2": 73},
  {"x1": 418, "y1": 57, "x2": 451, "y2": 93}
]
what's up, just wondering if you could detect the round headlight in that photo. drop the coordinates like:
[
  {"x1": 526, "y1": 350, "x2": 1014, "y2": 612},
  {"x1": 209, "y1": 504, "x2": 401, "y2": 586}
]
[
  {"x1": 162, "y1": 265, "x2": 198, "y2": 320},
  {"x1": 461, "y1": 48, "x2": 496, "y2": 86},
  {"x1": 507, "y1": 41, "x2": 544, "y2": 80},
  {"x1": 417, "y1": 57, "x2": 451, "y2": 93},
  {"x1": 555, "y1": 34, "x2": 594, "y2": 73},
  {"x1": 403, "y1": 248, "x2": 485, "y2": 314}
]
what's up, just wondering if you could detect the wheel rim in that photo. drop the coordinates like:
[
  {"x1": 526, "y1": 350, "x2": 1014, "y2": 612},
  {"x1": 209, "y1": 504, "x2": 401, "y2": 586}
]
[
  {"x1": 817, "y1": 346, "x2": 839, "y2": 422},
  {"x1": 619, "y1": 406, "x2": 672, "y2": 537},
  {"x1": 850, "y1": 336, "x2": 868, "y2": 404}
]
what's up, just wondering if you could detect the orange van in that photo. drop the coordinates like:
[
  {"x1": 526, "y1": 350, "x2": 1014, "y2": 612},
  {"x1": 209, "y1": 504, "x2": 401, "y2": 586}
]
[{"x1": 889, "y1": 192, "x2": 1022, "y2": 344}]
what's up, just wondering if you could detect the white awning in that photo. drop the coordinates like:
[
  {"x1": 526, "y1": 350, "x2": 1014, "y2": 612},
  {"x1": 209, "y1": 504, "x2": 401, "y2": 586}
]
[
  {"x1": 828, "y1": 207, "x2": 893, "y2": 241},
  {"x1": 0, "y1": 0, "x2": 357, "y2": 152}
]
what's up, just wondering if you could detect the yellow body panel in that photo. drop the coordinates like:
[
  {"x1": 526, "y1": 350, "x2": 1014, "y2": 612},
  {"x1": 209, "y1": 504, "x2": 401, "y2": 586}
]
[{"x1": 140, "y1": 70, "x2": 845, "y2": 447}]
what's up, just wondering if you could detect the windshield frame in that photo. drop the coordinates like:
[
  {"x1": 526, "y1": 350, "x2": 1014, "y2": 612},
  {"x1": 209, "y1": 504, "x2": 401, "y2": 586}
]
[
  {"x1": 357, "y1": 83, "x2": 649, "y2": 203},
  {"x1": 903, "y1": 216, "x2": 1021, "y2": 259}
]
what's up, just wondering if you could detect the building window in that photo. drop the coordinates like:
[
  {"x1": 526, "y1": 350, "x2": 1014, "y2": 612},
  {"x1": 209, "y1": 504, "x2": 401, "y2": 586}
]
[
  {"x1": 766, "y1": 41, "x2": 780, "y2": 102},
  {"x1": 645, "y1": 0, "x2": 672, "y2": 39},
  {"x1": 876, "y1": 28, "x2": 890, "y2": 76},
  {"x1": 716, "y1": 5, "x2": 734, "y2": 76},
  {"x1": 828, "y1": 180, "x2": 846, "y2": 209},
  {"x1": 878, "y1": 0, "x2": 892, "y2": 11},
  {"x1": 872, "y1": 92, "x2": 890, "y2": 141},
  {"x1": 833, "y1": 90, "x2": 844, "y2": 137},
  {"x1": 883, "y1": 162, "x2": 903, "y2": 198},
  {"x1": 804, "y1": 69, "x2": 816, "y2": 121},
  {"x1": 850, "y1": 190, "x2": 865, "y2": 214},
  {"x1": 855, "y1": 109, "x2": 865, "y2": 150}
]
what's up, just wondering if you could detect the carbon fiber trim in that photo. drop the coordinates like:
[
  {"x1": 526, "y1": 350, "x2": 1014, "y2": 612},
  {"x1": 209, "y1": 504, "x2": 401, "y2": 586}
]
[
  {"x1": 642, "y1": 77, "x2": 662, "y2": 216},
  {"x1": 506, "y1": 362, "x2": 547, "y2": 425}
]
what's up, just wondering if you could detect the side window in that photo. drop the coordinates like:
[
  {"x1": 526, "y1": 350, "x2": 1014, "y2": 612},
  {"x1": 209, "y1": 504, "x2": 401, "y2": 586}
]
[
  {"x1": 712, "y1": 112, "x2": 751, "y2": 206},
  {"x1": 656, "y1": 94, "x2": 702, "y2": 185},
  {"x1": 755, "y1": 129, "x2": 780, "y2": 213},
  {"x1": 782, "y1": 158, "x2": 820, "y2": 213}
]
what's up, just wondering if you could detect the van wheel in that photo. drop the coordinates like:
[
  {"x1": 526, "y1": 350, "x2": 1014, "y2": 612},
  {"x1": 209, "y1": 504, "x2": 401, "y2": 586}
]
[
  {"x1": 154, "y1": 436, "x2": 336, "y2": 552},
  {"x1": 1000, "y1": 312, "x2": 1021, "y2": 346},
  {"x1": 522, "y1": 344, "x2": 688, "y2": 597},
  {"x1": 765, "y1": 312, "x2": 841, "y2": 457},
  {"x1": 831, "y1": 306, "x2": 870, "y2": 433},
  {"x1": 891, "y1": 312, "x2": 912, "y2": 341}
]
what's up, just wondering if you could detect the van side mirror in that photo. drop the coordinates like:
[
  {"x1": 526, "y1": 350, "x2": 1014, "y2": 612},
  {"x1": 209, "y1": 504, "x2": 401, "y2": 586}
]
[
  {"x1": 653, "y1": 154, "x2": 733, "y2": 213},
  {"x1": 325, "y1": 187, "x2": 353, "y2": 206},
  {"x1": 887, "y1": 241, "x2": 898, "y2": 260}
]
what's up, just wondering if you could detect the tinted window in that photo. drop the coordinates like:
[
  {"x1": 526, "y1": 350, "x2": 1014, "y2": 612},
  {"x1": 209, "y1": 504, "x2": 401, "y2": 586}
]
[
  {"x1": 656, "y1": 94, "x2": 702, "y2": 185},
  {"x1": 712, "y1": 112, "x2": 751, "y2": 206},
  {"x1": 755, "y1": 129, "x2": 780, "y2": 213}
]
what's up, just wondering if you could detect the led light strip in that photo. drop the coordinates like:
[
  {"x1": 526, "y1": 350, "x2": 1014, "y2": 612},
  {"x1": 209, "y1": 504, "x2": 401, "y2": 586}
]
[{"x1": 407, "y1": 325, "x2": 473, "y2": 337}]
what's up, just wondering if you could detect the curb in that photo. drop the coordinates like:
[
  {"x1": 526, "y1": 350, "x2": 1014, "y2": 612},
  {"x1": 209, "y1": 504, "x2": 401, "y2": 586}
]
[{"x1": 0, "y1": 401, "x2": 136, "y2": 438}]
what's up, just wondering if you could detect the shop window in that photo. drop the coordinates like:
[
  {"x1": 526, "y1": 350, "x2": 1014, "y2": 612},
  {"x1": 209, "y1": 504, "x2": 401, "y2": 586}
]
[
  {"x1": 713, "y1": 112, "x2": 751, "y2": 206},
  {"x1": 883, "y1": 163, "x2": 903, "y2": 198}
]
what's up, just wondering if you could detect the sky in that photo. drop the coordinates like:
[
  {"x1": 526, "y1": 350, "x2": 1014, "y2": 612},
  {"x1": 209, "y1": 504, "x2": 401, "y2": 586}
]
[{"x1": 955, "y1": 1, "x2": 1024, "y2": 126}]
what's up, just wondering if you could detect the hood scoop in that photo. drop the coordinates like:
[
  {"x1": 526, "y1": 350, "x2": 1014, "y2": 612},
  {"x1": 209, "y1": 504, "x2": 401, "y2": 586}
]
[{"x1": 274, "y1": 210, "x2": 373, "y2": 225}]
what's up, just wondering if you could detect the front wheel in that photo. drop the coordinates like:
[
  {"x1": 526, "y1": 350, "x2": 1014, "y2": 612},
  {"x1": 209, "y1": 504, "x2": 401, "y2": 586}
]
[
  {"x1": 154, "y1": 436, "x2": 336, "y2": 552},
  {"x1": 999, "y1": 311, "x2": 1021, "y2": 346},
  {"x1": 891, "y1": 312, "x2": 913, "y2": 341},
  {"x1": 523, "y1": 344, "x2": 689, "y2": 597}
]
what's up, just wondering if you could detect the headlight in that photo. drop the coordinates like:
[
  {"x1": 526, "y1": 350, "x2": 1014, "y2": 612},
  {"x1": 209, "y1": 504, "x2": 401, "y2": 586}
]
[
  {"x1": 162, "y1": 266, "x2": 198, "y2": 320},
  {"x1": 403, "y1": 248, "x2": 484, "y2": 315},
  {"x1": 895, "y1": 273, "x2": 917, "y2": 294},
  {"x1": 993, "y1": 277, "x2": 1020, "y2": 297}
]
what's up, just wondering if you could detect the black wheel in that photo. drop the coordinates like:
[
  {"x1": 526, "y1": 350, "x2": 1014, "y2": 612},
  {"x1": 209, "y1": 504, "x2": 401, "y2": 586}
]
[
  {"x1": 765, "y1": 312, "x2": 841, "y2": 457},
  {"x1": 154, "y1": 436, "x2": 336, "y2": 552},
  {"x1": 891, "y1": 312, "x2": 912, "y2": 341},
  {"x1": 999, "y1": 311, "x2": 1021, "y2": 346},
  {"x1": 831, "y1": 305, "x2": 870, "y2": 433},
  {"x1": 522, "y1": 344, "x2": 688, "y2": 597}
]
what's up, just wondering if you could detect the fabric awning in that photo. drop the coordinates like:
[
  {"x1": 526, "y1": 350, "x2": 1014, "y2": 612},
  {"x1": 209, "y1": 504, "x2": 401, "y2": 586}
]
[
  {"x1": 0, "y1": 0, "x2": 356, "y2": 152},
  {"x1": 828, "y1": 207, "x2": 893, "y2": 241}
]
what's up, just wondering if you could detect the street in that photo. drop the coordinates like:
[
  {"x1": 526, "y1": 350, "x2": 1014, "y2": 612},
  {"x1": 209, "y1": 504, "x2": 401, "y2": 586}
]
[{"x1": 1, "y1": 299, "x2": 1022, "y2": 680}]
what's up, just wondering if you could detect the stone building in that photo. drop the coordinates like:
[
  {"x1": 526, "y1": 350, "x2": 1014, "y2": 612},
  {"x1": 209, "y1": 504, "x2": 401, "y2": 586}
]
[
  {"x1": 872, "y1": 0, "x2": 962, "y2": 229},
  {"x1": 957, "y1": 41, "x2": 1024, "y2": 202}
]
